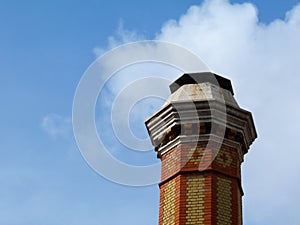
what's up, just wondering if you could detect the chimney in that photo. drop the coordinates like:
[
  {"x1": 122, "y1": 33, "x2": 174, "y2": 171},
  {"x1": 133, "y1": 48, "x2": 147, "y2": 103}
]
[{"x1": 145, "y1": 72, "x2": 257, "y2": 225}]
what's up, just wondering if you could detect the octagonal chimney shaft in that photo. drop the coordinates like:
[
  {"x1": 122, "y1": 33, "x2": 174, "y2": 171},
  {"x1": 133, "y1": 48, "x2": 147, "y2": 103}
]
[{"x1": 145, "y1": 72, "x2": 257, "y2": 225}]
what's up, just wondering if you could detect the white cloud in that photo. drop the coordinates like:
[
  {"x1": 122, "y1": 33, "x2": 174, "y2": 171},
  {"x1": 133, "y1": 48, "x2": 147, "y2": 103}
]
[
  {"x1": 93, "y1": 20, "x2": 145, "y2": 56},
  {"x1": 41, "y1": 114, "x2": 71, "y2": 138},
  {"x1": 155, "y1": 1, "x2": 300, "y2": 224},
  {"x1": 156, "y1": 1, "x2": 300, "y2": 224},
  {"x1": 95, "y1": 0, "x2": 300, "y2": 224}
]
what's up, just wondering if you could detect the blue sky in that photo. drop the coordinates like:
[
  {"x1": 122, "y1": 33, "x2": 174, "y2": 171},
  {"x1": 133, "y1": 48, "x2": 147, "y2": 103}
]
[{"x1": 1, "y1": 0, "x2": 300, "y2": 224}]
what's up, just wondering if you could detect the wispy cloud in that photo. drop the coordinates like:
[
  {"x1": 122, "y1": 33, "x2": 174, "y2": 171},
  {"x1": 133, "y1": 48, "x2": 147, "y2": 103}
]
[
  {"x1": 93, "y1": 20, "x2": 145, "y2": 57},
  {"x1": 41, "y1": 113, "x2": 71, "y2": 138}
]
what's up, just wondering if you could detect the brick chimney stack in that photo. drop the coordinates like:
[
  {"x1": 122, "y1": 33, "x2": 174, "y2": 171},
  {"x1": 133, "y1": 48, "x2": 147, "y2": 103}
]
[{"x1": 145, "y1": 72, "x2": 257, "y2": 225}]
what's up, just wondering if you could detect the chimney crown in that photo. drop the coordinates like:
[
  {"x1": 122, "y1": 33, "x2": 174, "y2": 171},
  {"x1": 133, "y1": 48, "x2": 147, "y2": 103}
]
[{"x1": 169, "y1": 72, "x2": 234, "y2": 95}]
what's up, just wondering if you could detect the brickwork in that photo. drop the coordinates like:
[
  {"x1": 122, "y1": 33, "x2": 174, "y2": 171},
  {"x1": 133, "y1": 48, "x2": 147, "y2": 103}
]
[
  {"x1": 186, "y1": 147, "x2": 204, "y2": 166},
  {"x1": 216, "y1": 150, "x2": 232, "y2": 168},
  {"x1": 161, "y1": 142, "x2": 242, "y2": 179},
  {"x1": 213, "y1": 146, "x2": 241, "y2": 180},
  {"x1": 237, "y1": 186, "x2": 242, "y2": 225},
  {"x1": 161, "y1": 179, "x2": 177, "y2": 225},
  {"x1": 161, "y1": 147, "x2": 181, "y2": 182},
  {"x1": 186, "y1": 175, "x2": 205, "y2": 224},
  {"x1": 164, "y1": 148, "x2": 179, "y2": 174},
  {"x1": 159, "y1": 142, "x2": 244, "y2": 225},
  {"x1": 217, "y1": 177, "x2": 233, "y2": 225}
]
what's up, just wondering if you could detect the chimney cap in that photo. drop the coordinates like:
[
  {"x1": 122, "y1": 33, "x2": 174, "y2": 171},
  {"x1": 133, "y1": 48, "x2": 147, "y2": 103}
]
[{"x1": 169, "y1": 72, "x2": 234, "y2": 95}]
